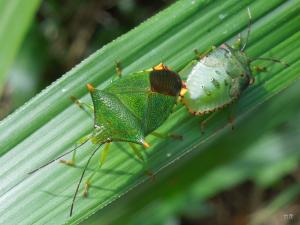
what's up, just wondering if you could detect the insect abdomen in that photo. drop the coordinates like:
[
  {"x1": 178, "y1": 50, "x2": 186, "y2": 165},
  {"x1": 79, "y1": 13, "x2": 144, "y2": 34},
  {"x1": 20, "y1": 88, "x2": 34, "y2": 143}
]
[{"x1": 184, "y1": 50, "x2": 233, "y2": 114}]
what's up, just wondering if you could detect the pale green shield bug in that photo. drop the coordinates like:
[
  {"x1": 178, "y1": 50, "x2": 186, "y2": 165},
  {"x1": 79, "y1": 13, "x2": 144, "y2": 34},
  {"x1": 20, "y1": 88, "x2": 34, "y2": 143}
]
[
  {"x1": 29, "y1": 63, "x2": 182, "y2": 216},
  {"x1": 180, "y1": 8, "x2": 288, "y2": 127}
]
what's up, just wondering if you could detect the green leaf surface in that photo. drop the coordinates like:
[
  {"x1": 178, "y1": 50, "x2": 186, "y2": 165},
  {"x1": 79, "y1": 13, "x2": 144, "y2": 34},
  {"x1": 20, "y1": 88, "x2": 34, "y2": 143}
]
[
  {"x1": 0, "y1": 0, "x2": 300, "y2": 225},
  {"x1": 0, "y1": 0, "x2": 41, "y2": 93}
]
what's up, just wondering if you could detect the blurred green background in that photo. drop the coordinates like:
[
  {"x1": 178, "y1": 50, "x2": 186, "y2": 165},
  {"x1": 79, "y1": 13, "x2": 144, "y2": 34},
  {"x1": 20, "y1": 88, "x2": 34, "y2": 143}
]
[
  {"x1": 0, "y1": 0, "x2": 174, "y2": 119},
  {"x1": 1, "y1": 1, "x2": 299, "y2": 225}
]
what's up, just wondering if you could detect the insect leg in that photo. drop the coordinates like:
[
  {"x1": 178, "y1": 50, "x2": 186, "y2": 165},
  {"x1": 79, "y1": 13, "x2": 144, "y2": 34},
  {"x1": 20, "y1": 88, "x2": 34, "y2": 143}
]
[
  {"x1": 111, "y1": 61, "x2": 122, "y2": 81},
  {"x1": 194, "y1": 46, "x2": 216, "y2": 60},
  {"x1": 200, "y1": 113, "x2": 217, "y2": 134},
  {"x1": 225, "y1": 101, "x2": 238, "y2": 131},
  {"x1": 129, "y1": 143, "x2": 155, "y2": 181},
  {"x1": 251, "y1": 65, "x2": 267, "y2": 73},
  {"x1": 116, "y1": 61, "x2": 122, "y2": 77},
  {"x1": 145, "y1": 170, "x2": 155, "y2": 181},
  {"x1": 70, "y1": 96, "x2": 94, "y2": 118},
  {"x1": 178, "y1": 60, "x2": 198, "y2": 80},
  {"x1": 129, "y1": 143, "x2": 144, "y2": 161},
  {"x1": 59, "y1": 150, "x2": 76, "y2": 166},
  {"x1": 82, "y1": 142, "x2": 111, "y2": 197},
  {"x1": 150, "y1": 132, "x2": 182, "y2": 141},
  {"x1": 60, "y1": 134, "x2": 91, "y2": 166},
  {"x1": 232, "y1": 34, "x2": 242, "y2": 50},
  {"x1": 251, "y1": 65, "x2": 266, "y2": 84},
  {"x1": 99, "y1": 142, "x2": 111, "y2": 167}
]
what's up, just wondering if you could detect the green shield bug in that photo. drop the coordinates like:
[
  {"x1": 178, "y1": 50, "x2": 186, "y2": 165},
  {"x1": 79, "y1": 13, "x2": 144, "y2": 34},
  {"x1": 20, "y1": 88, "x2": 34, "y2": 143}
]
[
  {"x1": 180, "y1": 8, "x2": 288, "y2": 129},
  {"x1": 29, "y1": 63, "x2": 182, "y2": 216}
]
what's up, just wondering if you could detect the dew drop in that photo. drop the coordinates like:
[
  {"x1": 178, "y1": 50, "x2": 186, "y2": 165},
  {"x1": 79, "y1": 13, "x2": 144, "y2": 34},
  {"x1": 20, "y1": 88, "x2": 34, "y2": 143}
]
[{"x1": 219, "y1": 13, "x2": 227, "y2": 20}]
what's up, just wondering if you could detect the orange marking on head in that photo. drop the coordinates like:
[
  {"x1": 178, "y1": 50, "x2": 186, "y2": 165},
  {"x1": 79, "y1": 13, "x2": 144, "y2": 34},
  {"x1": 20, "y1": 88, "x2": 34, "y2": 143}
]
[
  {"x1": 153, "y1": 63, "x2": 171, "y2": 71},
  {"x1": 86, "y1": 83, "x2": 95, "y2": 92}
]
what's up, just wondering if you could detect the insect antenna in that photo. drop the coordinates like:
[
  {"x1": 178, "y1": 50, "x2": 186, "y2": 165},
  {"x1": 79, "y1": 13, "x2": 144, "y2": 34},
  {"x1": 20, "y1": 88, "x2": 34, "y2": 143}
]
[
  {"x1": 28, "y1": 138, "x2": 90, "y2": 174},
  {"x1": 70, "y1": 143, "x2": 103, "y2": 217},
  {"x1": 241, "y1": 7, "x2": 252, "y2": 52},
  {"x1": 251, "y1": 57, "x2": 289, "y2": 67}
]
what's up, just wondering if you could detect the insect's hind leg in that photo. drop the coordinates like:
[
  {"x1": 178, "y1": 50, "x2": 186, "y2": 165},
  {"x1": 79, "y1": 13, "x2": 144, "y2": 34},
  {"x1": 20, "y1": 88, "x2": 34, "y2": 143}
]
[
  {"x1": 129, "y1": 143, "x2": 156, "y2": 181},
  {"x1": 200, "y1": 105, "x2": 236, "y2": 134},
  {"x1": 200, "y1": 112, "x2": 217, "y2": 134},
  {"x1": 150, "y1": 132, "x2": 183, "y2": 141},
  {"x1": 70, "y1": 96, "x2": 94, "y2": 118},
  {"x1": 225, "y1": 101, "x2": 238, "y2": 131}
]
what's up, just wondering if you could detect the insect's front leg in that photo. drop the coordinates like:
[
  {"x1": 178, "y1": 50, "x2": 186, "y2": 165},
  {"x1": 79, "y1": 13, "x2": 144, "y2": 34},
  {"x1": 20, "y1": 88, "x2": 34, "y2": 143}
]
[
  {"x1": 111, "y1": 61, "x2": 122, "y2": 81},
  {"x1": 251, "y1": 65, "x2": 268, "y2": 83},
  {"x1": 252, "y1": 65, "x2": 267, "y2": 72},
  {"x1": 194, "y1": 46, "x2": 216, "y2": 60},
  {"x1": 232, "y1": 33, "x2": 243, "y2": 50}
]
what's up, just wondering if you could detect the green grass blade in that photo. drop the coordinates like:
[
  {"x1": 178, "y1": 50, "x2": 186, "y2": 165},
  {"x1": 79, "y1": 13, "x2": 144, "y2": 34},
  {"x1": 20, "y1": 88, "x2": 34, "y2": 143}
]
[
  {"x1": 0, "y1": 0, "x2": 300, "y2": 225},
  {"x1": 0, "y1": 0, "x2": 41, "y2": 93}
]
